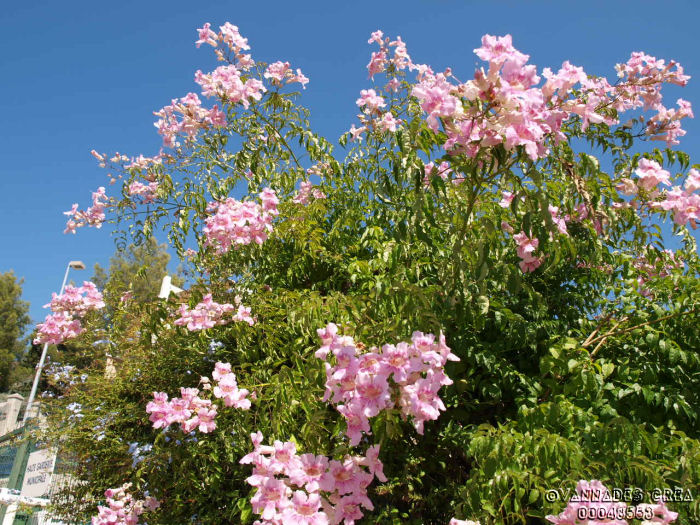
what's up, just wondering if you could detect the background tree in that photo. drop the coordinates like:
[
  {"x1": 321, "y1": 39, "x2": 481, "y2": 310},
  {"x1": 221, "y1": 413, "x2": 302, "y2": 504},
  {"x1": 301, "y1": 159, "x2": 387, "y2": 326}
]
[
  {"x1": 0, "y1": 271, "x2": 31, "y2": 393},
  {"x1": 35, "y1": 239, "x2": 184, "y2": 399},
  {"x1": 92, "y1": 236, "x2": 185, "y2": 314}
]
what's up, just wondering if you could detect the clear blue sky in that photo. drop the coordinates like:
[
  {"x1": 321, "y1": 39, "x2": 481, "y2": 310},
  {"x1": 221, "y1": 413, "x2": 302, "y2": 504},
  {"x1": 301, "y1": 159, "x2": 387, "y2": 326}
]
[{"x1": 2, "y1": 0, "x2": 699, "y2": 325}]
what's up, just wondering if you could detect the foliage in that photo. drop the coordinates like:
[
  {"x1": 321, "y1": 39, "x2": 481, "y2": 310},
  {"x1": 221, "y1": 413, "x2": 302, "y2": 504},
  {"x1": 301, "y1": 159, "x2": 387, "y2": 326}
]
[{"x1": 41, "y1": 25, "x2": 700, "y2": 524}]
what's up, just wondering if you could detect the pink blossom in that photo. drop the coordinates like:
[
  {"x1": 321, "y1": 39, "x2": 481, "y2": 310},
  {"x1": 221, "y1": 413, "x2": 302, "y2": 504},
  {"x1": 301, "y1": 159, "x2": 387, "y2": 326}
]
[
  {"x1": 635, "y1": 158, "x2": 672, "y2": 191},
  {"x1": 241, "y1": 434, "x2": 385, "y2": 524},
  {"x1": 293, "y1": 181, "x2": 325, "y2": 205},
  {"x1": 219, "y1": 22, "x2": 249, "y2": 52},
  {"x1": 264, "y1": 62, "x2": 309, "y2": 89},
  {"x1": 377, "y1": 112, "x2": 400, "y2": 132},
  {"x1": 146, "y1": 362, "x2": 250, "y2": 434},
  {"x1": 195, "y1": 22, "x2": 218, "y2": 48},
  {"x1": 685, "y1": 168, "x2": 700, "y2": 193},
  {"x1": 412, "y1": 72, "x2": 462, "y2": 131},
  {"x1": 127, "y1": 181, "x2": 159, "y2": 203},
  {"x1": 203, "y1": 189, "x2": 278, "y2": 254},
  {"x1": 348, "y1": 124, "x2": 367, "y2": 142},
  {"x1": 64, "y1": 187, "x2": 109, "y2": 233},
  {"x1": 548, "y1": 205, "x2": 569, "y2": 236},
  {"x1": 91, "y1": 484, "x2": 158, "y2": 525},
  {"x1": 499, "y1": 191, "x2": 515, "y2": 208},
  {"x1": 34, "y1": 282, "x2": 105, "y2": 345},
  {"x1": 423, "y1": 161, "x2": 452, "y2": 186},
  {"x1": 355, "y1": 89, "x2": 386, "y2": 113},
  {"x1": 367, "y1": 50, "x2": 387, "y2": 79},
  {"x1": 318, "y1": 324, "x2": 457, "y2": 443},
  {"x1": 174, "y1": 293, "x2": 254, "y2": 331},
  {"x1": 513, "y1": 232, "x2": 542, "y2": 273},
  {"x1": 195, "y1": 65, "x2": 267, "y2": 110},
  {"x1": 281, "y1": 492, "x2": 328, "y2": 525},
  {"x1": 474, "y1": 34, "x2": 528, "y2": 66},
  {"x1": 367, "y1": 30, "x2": 384, "y2": 46}
]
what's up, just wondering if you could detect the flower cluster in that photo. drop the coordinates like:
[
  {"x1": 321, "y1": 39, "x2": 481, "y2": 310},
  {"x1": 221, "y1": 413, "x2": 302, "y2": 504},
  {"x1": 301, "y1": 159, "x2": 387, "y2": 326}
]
[
  {"x1": 615, "y1": 159, "x2": 699, "y2": 228},
  {"x1": 349, "y1": 87, "x2": 402, "y2": 139},
  {"x1": 614, "y1": 53, "x2": 691, "y2": 146},
  {"x1": 64, "y1": 186, "x2": 109, "y2": 234},
  {"x1": 513, "y1": 232, "x2": 542, "y2": 273},
  {"x1": 632, "y1": 248, "x2": 684, "y2": 297},
  {"x1": 196, "y1": 22, "x2": 253, "y2": 66},
  {"x1": 423, "y1": 161, "x2": 457, "y2": 186},
  {"x1": 195, "y1": 65, "x2": 265, "y2": 110},
  {"x1": 146, "y1": 362, "x2": 250, "y2": 433},
  {"x1": 240, "y1": 433, "x2": 386, "y2": 524},
  {"x1": 349, "y1": 32, "x2": 414, "y2": 140},
  {"x1": 264, "y1": 61, "x2": 309, "y2": 89},
  {"x1": 174, "y1": 293, "x2": 255, "y2": 331},
  {"x1": 34, "y1": 282, "x2": 105, "y2": 345},
  {"x1": 546, "y1": 480, "x2": 678, "y2": 525},
  {"x1": 127, "y1": 181, "x2": 159, "y2": 203},
  {"x1": 203, "y1": 189, "x2": 279, "y2": 254},
  {"x1": 91, "y1": 483, "x2": 159, "y2": 525},
  {"x1": 293, "y1": 181, "x2": 327, "y2": 205},
  {"x1": 153, "y1": 92, "x2": 227, "y2": 148},
  {"x1": 372, "y1": 31, "x2": 693, "y2": 161},
  {"x1": 650, "y1": 168, "x2": 700, "y2": 228},
  {"x1": 316, "y1": 324, "x2": 459, "y2": 445}
]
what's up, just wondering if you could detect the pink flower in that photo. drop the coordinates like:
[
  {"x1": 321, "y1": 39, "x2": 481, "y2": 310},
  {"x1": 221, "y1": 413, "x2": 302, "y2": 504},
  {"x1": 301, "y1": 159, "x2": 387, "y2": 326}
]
[
  {"x1": 195, "y1": 65, "x2": 266, "y2": 110},
  {"x1": 473, "y1": 34, "x2": 528, "y2": 66},
  {"x1": 635, "y1": 158, "x2": 671, "y2": 191},
  {"x1": 34, "y1": 282, "x2": 105, "y2": 345},
  {"x1": 499, "y1": 191, "x2": 515, "y2": 208},
  {"x1": 513, "y1": 232, "x2": 542, "y2": 273},
  {"x1": 318, "y1": 326, "x2": 457, "y2": 443},
  {"x1": 219, "y1": 22, "x2": 249, "y2": 52},
  {"x1": 91, "y1": 484, "x2": 157, "y2": 525},
  {"x1": 367, "y1": 50, "x2": 387, "y2": 79},
  {"x1": 281, "y1": 492, "x2": 328, "y2": 525},
  {"x1": 203, "y1": 190, "x2": 277, "y2": 254},
  {"x1": 251, "y1": 477, "x2": 289, "y2": 521},
  {"x1": 348, "y1": 124, "x2": 367, "y2": 142},
  {"x1": 548, "y1": 205, "x2": 568, "y2": 236},
  {"x1": 195, "y1": 22, "x2": 218, "y2": 48},
  {"x1": 377, "y1": 112, "x2": 400, "y2": 132},
  {"x1": 289, "y1": 454, "x2": 329, "y2": 492},
  {"x1": 293, "y1": 181, "x2": 325, "y2": 205},
  {"x1": 356, "y1": 89, "x2": 386, "y2": 113},
  {"x1": 63, "y1": 187, "x2": 109, "y2": 233},
  {"x1": 367, "y1": 30, "x2": 384, "y2": 45},
  {"x1": 127, "y1": 181, "x2": 159, "y2": 203},
  {"x1": 146, "y1": 362, "x2": 249, "y2": 434},
  {"x1": 412, "y1": 72, "x2": 462, "y2": 131},
  {"x1": 357, "y1": 445, "x2": 386, "y2": 482},
  {"x1": 423, "y1": 161, "x2": 452, "y2": 186}
]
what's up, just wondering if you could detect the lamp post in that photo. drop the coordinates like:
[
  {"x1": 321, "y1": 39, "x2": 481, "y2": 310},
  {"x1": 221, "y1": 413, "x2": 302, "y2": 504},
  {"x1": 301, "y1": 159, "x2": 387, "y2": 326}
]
[
  {"x1": 0, "y1": 261, "x2": 86, "y2": 523},
  {"x1": 21, "y1": 260, "x2": 85, "y2": 425}
]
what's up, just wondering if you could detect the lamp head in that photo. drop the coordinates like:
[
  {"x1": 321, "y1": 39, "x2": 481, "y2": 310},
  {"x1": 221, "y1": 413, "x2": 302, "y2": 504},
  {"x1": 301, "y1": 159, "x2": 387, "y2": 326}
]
[{"x1": 69, "y1": 261, "x2": 86, "y2": 270}]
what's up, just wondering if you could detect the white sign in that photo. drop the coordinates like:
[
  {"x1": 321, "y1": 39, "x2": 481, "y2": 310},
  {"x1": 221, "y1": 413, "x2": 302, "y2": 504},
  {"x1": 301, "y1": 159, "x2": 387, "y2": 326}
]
[{"x1": 20, "y1": 449, "x2": 56, "y2": 499}]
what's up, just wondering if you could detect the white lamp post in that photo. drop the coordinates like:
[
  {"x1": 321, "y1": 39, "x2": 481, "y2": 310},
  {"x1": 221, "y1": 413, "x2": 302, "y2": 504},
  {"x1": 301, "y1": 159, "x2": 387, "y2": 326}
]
[{"x1": 22, "y1": 260, "x2": 85, "y2": 424}]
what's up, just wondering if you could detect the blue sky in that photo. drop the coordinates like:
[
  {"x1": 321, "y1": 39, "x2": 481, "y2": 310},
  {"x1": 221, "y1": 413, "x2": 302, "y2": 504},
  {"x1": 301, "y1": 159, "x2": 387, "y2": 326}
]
[{"x1": 2, "y1": 0, "x2": 699, "y2": 325}]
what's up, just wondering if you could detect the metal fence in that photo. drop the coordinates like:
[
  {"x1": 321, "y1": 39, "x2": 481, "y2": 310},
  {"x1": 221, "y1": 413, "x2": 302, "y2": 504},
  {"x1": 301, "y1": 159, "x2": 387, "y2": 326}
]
[{"x1": 0, "y1": 428, "x2": 84, "y2": 525}]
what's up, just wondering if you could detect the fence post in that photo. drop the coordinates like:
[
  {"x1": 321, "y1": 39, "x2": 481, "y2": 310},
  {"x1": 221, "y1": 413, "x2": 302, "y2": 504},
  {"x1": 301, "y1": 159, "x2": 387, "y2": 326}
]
[{"x1": 0, "y1": 430, "x2": 32, "y2": 524}]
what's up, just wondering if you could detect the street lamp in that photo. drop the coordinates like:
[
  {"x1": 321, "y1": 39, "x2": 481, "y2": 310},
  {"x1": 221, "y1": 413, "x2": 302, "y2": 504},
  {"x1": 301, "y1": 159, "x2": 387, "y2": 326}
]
[{"x1": 21, "y1": 260, "x2": 85, "y2": 424}]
